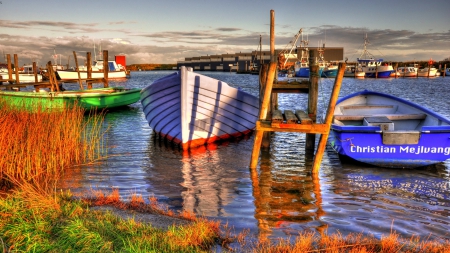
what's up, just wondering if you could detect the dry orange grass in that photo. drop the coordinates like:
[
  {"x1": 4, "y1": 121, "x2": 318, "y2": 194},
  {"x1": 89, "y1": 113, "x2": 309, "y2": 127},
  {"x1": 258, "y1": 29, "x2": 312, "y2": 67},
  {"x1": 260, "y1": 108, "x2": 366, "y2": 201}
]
[{"x1": 0, "y1": 99, "x2": 105, "y2": 191}]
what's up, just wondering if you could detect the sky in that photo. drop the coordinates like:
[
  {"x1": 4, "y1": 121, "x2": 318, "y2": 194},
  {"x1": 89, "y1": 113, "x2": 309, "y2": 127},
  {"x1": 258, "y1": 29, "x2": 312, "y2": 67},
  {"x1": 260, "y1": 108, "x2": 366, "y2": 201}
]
[{"x1": 1, "y1": 0, "x2": 449, "y2": 66}]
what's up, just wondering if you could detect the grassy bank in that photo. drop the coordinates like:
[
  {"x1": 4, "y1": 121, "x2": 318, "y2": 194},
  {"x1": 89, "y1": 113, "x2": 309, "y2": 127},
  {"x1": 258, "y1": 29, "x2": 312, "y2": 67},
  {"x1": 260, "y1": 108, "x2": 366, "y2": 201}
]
[{"x1": 1, "y1": 99, "x2": 449, "y2": 252}]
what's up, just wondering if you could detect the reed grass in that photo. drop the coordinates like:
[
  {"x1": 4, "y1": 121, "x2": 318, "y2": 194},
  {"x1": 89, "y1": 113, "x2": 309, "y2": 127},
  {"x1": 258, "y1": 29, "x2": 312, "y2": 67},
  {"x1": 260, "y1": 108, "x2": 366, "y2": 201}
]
[{"x1": 0, "y1": 98, "x2": 105, "y2": 191}]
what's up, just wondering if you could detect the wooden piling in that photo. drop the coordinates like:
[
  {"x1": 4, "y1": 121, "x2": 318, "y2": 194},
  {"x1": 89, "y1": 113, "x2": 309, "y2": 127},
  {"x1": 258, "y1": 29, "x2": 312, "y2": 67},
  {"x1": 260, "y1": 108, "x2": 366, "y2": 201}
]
[
  {"x1": 6, "y1": 54, "x2": 12, "y2": 83},
  {"x1": 14, "y1": 54, "x2": 19, "y2": 84},
  {"x1": 72, "y1": 51, "x2": 83, "y2": 90},
  {"x1": 306, "y1": 50, "x2": 319, "y2": 155},
  {"x1": 33, "y1": 62, "x2": 38, "y2": 83},
  {"x1": 250, "y1": 10, "x2": 275, "y2": 169},
  {"x1": 87, "y1": 52, "x2": 93, "y2": 89},
  {"x1": 312, "y1": 62, "x2": 345, "y2": 173},
  {"x1": 103, "y1": 50, "x2": 109, "y2": 88}
]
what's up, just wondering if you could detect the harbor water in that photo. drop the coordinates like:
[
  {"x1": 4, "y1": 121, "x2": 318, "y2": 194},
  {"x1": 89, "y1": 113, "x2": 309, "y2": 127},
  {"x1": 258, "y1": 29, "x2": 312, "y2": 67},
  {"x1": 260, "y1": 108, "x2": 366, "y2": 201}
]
[{"x1": 60, "y1": 71, "x2": 450, "y2": 242}]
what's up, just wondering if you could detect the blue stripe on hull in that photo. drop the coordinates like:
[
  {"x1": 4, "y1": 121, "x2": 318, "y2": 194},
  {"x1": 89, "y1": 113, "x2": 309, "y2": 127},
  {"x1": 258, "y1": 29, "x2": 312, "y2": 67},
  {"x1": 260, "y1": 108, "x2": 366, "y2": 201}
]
[
  {"x1": 329, "y1": 130, "x2": 450, "y2": 168},
  {"x1": 295, "y1": 68, "x2": 324, "y2": 78},
  {"x1": 365, "y1": 71, "x2": 392, "y2": 78}
]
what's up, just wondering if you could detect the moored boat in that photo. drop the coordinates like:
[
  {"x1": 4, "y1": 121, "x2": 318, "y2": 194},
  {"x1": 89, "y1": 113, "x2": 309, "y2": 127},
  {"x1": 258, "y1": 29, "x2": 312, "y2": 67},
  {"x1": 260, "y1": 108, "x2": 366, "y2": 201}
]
[
  {"x1": 328, "y1": 90, "x2": 450, "y2": 168},
  {"x1": 322, "y1": 61, "x2": 338, "y2": 78},
  {"x1": 140, "y1": 66, "x2": 259, "y2": 149},
  {"x1": 0, "y1": 65, "x2": 43, "y2": 83},
  {"x1": 57, "y1": 59, "x2": 127, "y2": 80},
  {"x1": 0, "y1": 87, "x2": 141, "y2": 111},
  {"x1": 357, "y1": 35, "x2": 393, "y2": 78},
  {"x1": 343, "y1": 65, "x2": 365, "y2": 78},
  {"x1": 417, "y1": 67, "x2": 438, "y2": 77},
  {"x1": 397, "y1": 66, "x2": 417, "y2": 77}
]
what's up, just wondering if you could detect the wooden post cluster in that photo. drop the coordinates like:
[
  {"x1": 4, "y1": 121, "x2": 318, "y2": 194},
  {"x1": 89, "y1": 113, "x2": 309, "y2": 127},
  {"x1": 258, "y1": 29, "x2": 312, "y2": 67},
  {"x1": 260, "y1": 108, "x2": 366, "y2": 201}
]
[
  {"x1": 0, "y1": 51, "x2": 111, "y2": 91},
  {"x1": 249, "y1": 10, "x2": 346, "y2": 174}
]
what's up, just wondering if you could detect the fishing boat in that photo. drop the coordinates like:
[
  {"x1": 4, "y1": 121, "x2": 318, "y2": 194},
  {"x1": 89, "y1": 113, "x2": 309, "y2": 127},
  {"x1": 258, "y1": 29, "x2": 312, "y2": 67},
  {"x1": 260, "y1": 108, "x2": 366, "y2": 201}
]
[
  {"x1": 328, "y1": 90, "x2": 450, "y2": 168},
  {"x1": 322, "y1": 62, "x2": 338, "y2": 78},
  {"x1": 397, "y1": 66, "x2": 417, "y2": 77},
  {"x1": 140, "y1": 66, "x2": 259, "y2": 150},
  {"x1": 56, "y1": 60, "x2": 127, "y2": 80},
  {"x1": 294, "y1": 33, "x2": 325, "y2": 77},
  {"x1": 0, "y1": 87, "x2": 141, "y2": 111},
  {"x1": 356, "y1": 35, "x2": 393, "y2": 78},
  {"x1": 343, "y1": 65, "x2": 365, "y2": 78}
]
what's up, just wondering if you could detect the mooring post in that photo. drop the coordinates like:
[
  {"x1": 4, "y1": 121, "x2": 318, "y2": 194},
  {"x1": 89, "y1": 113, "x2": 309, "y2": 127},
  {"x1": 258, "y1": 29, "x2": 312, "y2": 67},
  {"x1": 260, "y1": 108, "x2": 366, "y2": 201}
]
[
  {"x1": 259, "y1": 64, "x2": 271, "y2": 149},
  {"x1": 311, "y1": 62, "x2": 346, "y2": 173},
  {"x1": 250, "y1": 9, "x2": 275, "y2": 169},
  {"x1": 305, "y1": 50, "x2": 318, "y2": 156},
  {"x1": 13, "y1": 54, "x2": 19, "y2": 84},
  {"x1": 73, "y1": 51, "x2": 83, "y2": 90},
  {"x1": 444, "y1": 64, "x2": 447, "y2": 77},
  {"x1": 32, "y1": 62, "x2": 38, "y2": 83},
  {"x1": 87, "y1": 52, "x2": 93, "y2": 89},
  {"x1": 103, "y1": 50, "x2": 109, "y2": 88}
]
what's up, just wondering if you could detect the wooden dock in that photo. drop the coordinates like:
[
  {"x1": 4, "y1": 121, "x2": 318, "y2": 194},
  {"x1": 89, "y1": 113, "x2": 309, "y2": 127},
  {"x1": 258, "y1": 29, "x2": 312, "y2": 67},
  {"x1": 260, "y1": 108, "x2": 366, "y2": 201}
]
[
  {"x1": 249, "y1": 10, "x2": 345, "y2": 174},
  {"x1": 0, "y1": 50, "x2": 114, "y2": 91}
]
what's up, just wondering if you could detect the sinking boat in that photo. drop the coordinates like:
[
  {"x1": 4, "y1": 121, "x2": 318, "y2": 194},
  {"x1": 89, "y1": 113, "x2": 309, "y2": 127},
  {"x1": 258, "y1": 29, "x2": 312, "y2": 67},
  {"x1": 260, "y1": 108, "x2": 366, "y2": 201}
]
[
  {"x1": 140, "y1": 66, "x2": 259, "y2": 149},
  {"x1": 328, "y1": 90, "x2": 450, "y2": 168}
]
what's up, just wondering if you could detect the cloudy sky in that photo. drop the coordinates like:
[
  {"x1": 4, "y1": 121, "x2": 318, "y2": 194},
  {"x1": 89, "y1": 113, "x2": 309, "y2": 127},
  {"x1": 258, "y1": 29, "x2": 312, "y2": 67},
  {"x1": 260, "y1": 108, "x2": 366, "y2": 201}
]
[{"x1": 1, "y1": 0, "x2": 449, "y2": 67}]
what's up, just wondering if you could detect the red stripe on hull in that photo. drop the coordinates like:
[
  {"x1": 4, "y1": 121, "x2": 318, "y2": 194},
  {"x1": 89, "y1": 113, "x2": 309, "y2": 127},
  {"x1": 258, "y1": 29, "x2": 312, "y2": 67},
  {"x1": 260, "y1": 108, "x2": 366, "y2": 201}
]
[{"x1": 159, "y1": 129, "x2": 253, "y2": 150}]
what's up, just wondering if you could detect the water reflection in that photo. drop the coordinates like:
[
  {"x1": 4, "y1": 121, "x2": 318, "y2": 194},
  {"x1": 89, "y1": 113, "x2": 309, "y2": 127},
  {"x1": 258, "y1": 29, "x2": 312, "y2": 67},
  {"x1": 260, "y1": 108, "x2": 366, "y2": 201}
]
[{"x1": 59, "y1": 72, "x2": 450, "y2": 242}]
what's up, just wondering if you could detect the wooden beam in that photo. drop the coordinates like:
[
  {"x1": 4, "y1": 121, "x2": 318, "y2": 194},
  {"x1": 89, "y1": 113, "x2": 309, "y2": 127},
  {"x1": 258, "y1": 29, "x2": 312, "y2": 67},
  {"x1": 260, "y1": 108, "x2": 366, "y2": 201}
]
[
  {"x1": 73, "y1": 51, "x2": 83, "y2": 90},
  {"x1": 311, "y1": 62, "x2": 346, "y2": 173}
]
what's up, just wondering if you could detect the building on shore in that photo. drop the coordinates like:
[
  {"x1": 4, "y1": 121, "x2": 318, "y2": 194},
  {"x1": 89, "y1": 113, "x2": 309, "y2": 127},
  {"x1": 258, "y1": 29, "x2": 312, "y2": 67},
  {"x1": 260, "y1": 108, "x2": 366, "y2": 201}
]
[{"x1": 176, "y1": 47, "x2": 343, "y2": 72}]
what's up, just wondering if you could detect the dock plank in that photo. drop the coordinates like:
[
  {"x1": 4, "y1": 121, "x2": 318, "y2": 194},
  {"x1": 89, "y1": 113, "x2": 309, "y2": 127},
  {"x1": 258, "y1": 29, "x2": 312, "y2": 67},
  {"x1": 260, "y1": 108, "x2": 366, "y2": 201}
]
[
  {"x1": 284, "y1": 110, "x2": 298, "y2": 124},
  {"x1": 295, "y1": 110, "x2": 312, "y2": 124}
]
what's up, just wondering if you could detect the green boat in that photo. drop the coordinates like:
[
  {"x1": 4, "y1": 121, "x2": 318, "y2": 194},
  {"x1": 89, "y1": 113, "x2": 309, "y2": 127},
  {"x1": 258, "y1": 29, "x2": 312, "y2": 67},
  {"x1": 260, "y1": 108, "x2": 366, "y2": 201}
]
[{"x1": 0, "y1": 87, "x2": 141, "y2": 111}]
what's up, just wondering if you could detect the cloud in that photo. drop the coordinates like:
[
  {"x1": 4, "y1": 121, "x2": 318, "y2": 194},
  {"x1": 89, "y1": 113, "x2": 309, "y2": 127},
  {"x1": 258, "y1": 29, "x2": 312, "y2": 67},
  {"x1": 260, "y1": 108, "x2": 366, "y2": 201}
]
[{"x1": 1, "y1": 24, "x2": 449, "y2": 66}]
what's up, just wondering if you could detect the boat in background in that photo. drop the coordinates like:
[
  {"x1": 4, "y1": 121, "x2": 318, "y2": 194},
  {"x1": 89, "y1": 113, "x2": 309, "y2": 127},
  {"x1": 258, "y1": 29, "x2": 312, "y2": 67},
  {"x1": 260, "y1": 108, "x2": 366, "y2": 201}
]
[
  {"x1": 397, "y1": 66, "x2": 417, "y2": 77},
  {"x1": 0, "y1": 65, "x2": 43, "y2": 83},
  {"x1": 328, "y1": 90, "x2": 450, "y2": 168},
  {"x1": 57, "y1": 57, "x2": 128, "y2": 80},
  {"x1": 357, "y1": 35, "x2": 393, "y2": 78},
  {"x1": 0, "y1": 87, "x2": 141, "y2": 111},
  {"x1": 294, "y1": 32, "x2": 325, "y2": 77},
  {"x1": 322, "y1": 61, "x2": 338, "y2": 78},
  {"x1": 417, "y1": 67, "x2": 438, "y2": 77},
  {"x1": 140, "y1": 66, "x2": 259, "y2": 150},
  {"x1": 343, "y1": 65, "x2": 365, "y2": 78}
]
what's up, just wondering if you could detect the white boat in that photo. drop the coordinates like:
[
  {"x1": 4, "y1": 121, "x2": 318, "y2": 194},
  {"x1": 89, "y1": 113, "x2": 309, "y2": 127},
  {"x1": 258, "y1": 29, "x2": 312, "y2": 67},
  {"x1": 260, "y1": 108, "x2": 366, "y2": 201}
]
[
  {"x1": 56, "y1": 60, "x2": 127, "y2": 80},
  {"x1": 357, "y1": 35, "x2": 393, "y2": 78},
  {"x1": 343, "y1": 65, "x2": 365, "y2": 78},
  {"x1": 0, "y1": 65, "x2": 43, "y2": 83},
  {"x1": 397, "y1": 67, "x2": 417, "y2": 77},
  {"x1": 417, "y1": 67, "x2": 438, "y2": 77},
  {"x1": 140, "y1": 66, "x2": 259, "y2": 149}
]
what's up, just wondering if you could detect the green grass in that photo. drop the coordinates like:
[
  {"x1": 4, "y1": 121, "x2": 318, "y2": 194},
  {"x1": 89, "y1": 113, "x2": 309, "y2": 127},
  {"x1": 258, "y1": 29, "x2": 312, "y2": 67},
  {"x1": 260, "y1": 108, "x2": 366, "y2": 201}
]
[{"x1": 0, "y1": 189, "x2": 221, "y2": 252}]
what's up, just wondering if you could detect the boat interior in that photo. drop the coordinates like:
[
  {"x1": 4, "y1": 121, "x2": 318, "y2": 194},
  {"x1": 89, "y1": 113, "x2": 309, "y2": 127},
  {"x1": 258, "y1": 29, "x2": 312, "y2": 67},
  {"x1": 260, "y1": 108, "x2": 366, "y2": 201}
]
[{"x1": 333, "y1": 103, "x2": 430, "y2": 130}]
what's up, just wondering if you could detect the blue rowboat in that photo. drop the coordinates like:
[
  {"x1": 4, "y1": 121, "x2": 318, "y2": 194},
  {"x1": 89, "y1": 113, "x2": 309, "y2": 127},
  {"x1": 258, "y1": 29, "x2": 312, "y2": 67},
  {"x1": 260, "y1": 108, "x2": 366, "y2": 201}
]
[
  {"x1": 328, "y1": 90, "x2": 450, "y2": 168},
  {"x1": 140, "y1": 66, "x2": 259, "y2": 150}
]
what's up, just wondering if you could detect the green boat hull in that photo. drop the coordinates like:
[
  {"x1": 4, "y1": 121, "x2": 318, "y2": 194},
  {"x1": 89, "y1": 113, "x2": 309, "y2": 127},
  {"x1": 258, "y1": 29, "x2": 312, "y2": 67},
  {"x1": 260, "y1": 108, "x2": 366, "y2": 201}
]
[{"x1": 0, "y1": 87, "x2": 141, "y2": 110}]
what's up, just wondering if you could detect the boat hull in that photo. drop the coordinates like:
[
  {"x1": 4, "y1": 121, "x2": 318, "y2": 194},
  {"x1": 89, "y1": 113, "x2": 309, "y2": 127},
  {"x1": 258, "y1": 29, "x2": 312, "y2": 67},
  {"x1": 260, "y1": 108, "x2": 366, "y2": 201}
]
[
  {"x1": 295, "y1": 67, "x2": 324, "y2": 78},
  {"x1": 322, "y1": 68, "x2": 338, "y2": 78},
  {"x1": 56, "y1": 70, "x2": 127, "y2": 80},
  {"x1": 329, "y1": 90, "x2": 450, "y2": 168},
  {"x1": 140, "y1": 66, "x2": 259, "y2": 149},
  {"x1": 0, "y1": 87, "x2": 141, "y2": 110},
  {"x1": 329, "y1": 127, "x2": 450, "y2": 168},
  {"x1": 1, "y1": 73, "x2": 43, "y2": 83}
]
